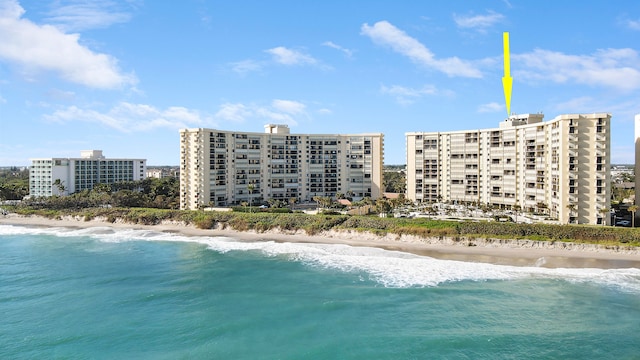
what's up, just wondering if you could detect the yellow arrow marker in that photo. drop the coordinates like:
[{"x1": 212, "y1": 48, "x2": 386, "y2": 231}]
[{"x1": 502, "y1": 32, "x2": 512, "y2": 118}]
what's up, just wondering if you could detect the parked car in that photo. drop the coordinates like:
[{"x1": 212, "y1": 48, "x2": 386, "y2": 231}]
[{"x1": 615, "y1": 220, "x2": 631, "y2": 226}]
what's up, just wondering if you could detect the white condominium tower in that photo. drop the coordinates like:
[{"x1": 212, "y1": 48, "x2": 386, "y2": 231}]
[
  {"x1": 406, "y1": 113, "x2": 611, "y2": 225},
  {"x1": 180, "y1": 125, "x2": 384, "y2": 210},
  {"x1": 29, "y1": 150, "x2": 147, "y2": 197}
]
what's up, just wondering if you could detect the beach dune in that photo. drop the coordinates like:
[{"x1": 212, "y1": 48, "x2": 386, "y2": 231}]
[{"x1": 1, "y1": 213, "x2": 639, "y2": 269}]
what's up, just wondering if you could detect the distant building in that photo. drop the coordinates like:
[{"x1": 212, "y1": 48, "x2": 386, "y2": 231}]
[
  {"x1": 611, "y1": 165, "x2": 633, "y2": 182},
  {"x1": 147, "y1": 169, "x2": 165, "y2": 179},
  {"x1": 146, "y1": 167, "x2": 180, "y2": 179},
  {"x1": 406, "y1": 113, "x2": 611, "y2": 225},
  {"x1": 179, "y1": 125, "x2": 384, "y2": 210},
  {"x1": 29, "y1": 150, "x2": 146, "y2": 197}
]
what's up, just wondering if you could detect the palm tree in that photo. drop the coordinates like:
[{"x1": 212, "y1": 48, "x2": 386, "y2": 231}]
[
  {"x1": 513, "y1": 202, "x2": 521, "y2": 223},
  {"x1": 375, "y1": 197, "x2": 392, "y2": 217},
  {"x1": 362, "y1": 196, "x2": 373, "y2": 206},
  {"x1": 52, "y1": 179, "x2": 66, "y2": 196},
  {"x1": 629, "y1": 205, "x2": 638, "y2": 227},
  {"x1": 346, "y1": 190, "x2": 354, "y2": 201},
  {"x1": 566, "y1": 203, "x2": 576, "y2": 224},
  {"x1": 247, "y1": 184, "x2": 255, "y2": 213},
  {"x1": 598, "y1": 207, "x2": 609, "y2": 226},
  {"x1": 313, "y1": 196, "x2": 332, "y2": 212}
]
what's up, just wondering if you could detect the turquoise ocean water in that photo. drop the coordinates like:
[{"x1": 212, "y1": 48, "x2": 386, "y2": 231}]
[{"x1": 1, "y1": 224, "x2": 640, "y2": 359}]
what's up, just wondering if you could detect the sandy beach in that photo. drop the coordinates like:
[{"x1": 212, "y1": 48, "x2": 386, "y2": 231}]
[{"x1": 1, "y1": 213, "x2": 640, "y2": 269}]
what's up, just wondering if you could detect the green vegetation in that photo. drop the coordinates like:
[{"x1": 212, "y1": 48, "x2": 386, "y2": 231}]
[
  {"x1": 611, "y1": 184, "x2": 634, "y2": 205},
  {"x1": 7, "y1": 206, "x2": 640, "y2": 248},
  {"x1": 383, "y1": 169, "x2": 405, "y2": 193},
  {"x1": 6, "y1": 164, "x2": 636, "y2": 249},
  {"x1": 0, "y1": 167, "x2": 29, "y2": 200},
  {"x1": 20, "y1": 177, "x2": 179, "y2": 209}
]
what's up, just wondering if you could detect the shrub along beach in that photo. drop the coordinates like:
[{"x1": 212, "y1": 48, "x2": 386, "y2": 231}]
[
  {"x1": 6, "y1": 206, "x2": 640, "y2": 245},
  {"x1": 2, "y1": 206, "x2": 640, "y2": 269}
]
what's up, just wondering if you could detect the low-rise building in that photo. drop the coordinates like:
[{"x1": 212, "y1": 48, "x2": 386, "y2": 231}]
[{"x1": 29, "y1": 150, "x2": 146, "y2": 197}]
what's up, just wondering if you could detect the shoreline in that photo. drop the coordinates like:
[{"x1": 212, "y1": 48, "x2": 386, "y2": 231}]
[{"x1": 2, "y1": 214, "x2": 640, "y2": 269}]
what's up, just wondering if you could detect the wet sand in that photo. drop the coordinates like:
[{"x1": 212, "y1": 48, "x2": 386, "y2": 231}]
[{"x1": 1, "y1": 214, "x2": 639, "y2": 269}]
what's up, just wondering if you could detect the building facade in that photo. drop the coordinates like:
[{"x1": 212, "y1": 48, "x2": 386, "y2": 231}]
[
  {"x1": 406, "y1": 113, "x2": 611, "y2": 225},
  {"x1": 147, "y1": 167, "x2": 179, "y2": 179},
  {"x1": 29, "y1": 150, "x2": 146, "y2": 197},
  {"x1": 180, "y1": 125, "x2": 384, "y2": 210}
]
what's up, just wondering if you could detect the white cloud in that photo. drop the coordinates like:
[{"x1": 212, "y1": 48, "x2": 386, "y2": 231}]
[
  {"x1": 230, "y1": 60, "x2": 263, "y2": 75},
  {"x1": 215, "y1": 103, "x2": 252, "y2": 123},
  {"x1": 380, "y1": 84, "x2": 448, "y2": 105},
  {"x1": 272, "y1": 99, "x2": 306, "y2": 114},
  {"x1": 46, "y1": 88, "x2": 76, "y2": 101},
  {"x1": 214, "y1": 99, "x2": 310, "y2": 126},
  {"x1": 453, "y1": 11, "x2": 504, "y2": 32},
  {"x1": 255, "y1": 108, "x2": 299, "y2": 126},
  {"x1": 552, "y1": 96, "x2": 637, "y2": 122},
  {"x1": 0, "y1": 94, "x2": 5, "y2": 104},
  {"x1": 0, "y1": 0, "x2": 21, "y2": 18},
  {"x1": 515, "y1": 48, "x2": 640, "y2": 91},
  {"x1": 626, "y1": 18, "x2": 640, "y2": 30},
  {"x1": 322, "y1": 41, "x2": 353, "y2": 58},
  {"x1": 318, "y1": 108, "x2": 332, "y2": 115},
  {"x1": 233, "y1": 46, "x2": 328, "y2": 75},
  {"x1": 552, "y1": 96, "x2": 595, "y2": 112},
  {"x1": 477, "y1": 102, "x2": 504, "y2": 113},
  {"x1": 43, "y1": 102, "x2": 209, "y2": 132},
  {"x1": 361, "y1": 21, "x2": 482, "y2": 78},
  {"x1": 0, "y1": 0, "x2": 136, "y2": 89},
  {"x1": 44, "y1": 0, "x2": 132, "y2": 32},
  {"x1": 266, "y1": 46, "x2": 318, "y2": 66}
]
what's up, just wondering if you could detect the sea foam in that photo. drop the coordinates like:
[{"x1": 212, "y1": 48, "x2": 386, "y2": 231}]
[{"x1": 2, "y1": 224, "x2": 640, "y2": 292}]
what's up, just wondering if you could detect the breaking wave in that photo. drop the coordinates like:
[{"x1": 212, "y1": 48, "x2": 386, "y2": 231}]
[{"x1": 2, "y1": 224, "x2": 639, "y2": 292}]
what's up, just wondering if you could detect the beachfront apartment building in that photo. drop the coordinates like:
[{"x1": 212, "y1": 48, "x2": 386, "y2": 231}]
[
  {"x1": 29, "y1": 150, "x2": 146, "y2": 197},
  {"x1": 179, "y1": 125, "x2": 384, "y2": 210},
  {"x1": 406, "y1": 113, "x2": 611, "y2": 225}
]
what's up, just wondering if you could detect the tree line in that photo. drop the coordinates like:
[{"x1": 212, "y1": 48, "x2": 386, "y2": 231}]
[
  {"x1": 0, "y1": 168, "x2": 29, "y2": 200},
  {"x1": 19, "y1": 177, "x2": 179, "y2": 210}
]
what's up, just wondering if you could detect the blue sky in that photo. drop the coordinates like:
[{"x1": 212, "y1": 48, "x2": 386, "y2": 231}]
[{"x1": 1, "y1": 0, "x2": 639, "y2": 166}]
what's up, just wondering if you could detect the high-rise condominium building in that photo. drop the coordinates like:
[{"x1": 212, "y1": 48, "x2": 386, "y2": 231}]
[
  {"x1": 29, "y1": 150, "x2": 147, "y2": 197},
  {"x1": 180, "y1": 125, "x2": 384, "y2": 210},
  {"x1": 406, "y1": 113, "x2": 611, "y2": 225}
]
